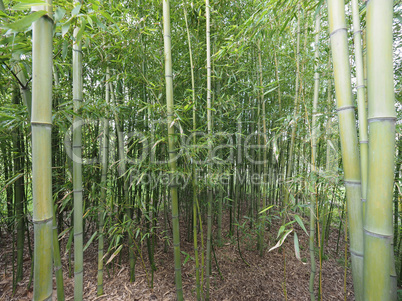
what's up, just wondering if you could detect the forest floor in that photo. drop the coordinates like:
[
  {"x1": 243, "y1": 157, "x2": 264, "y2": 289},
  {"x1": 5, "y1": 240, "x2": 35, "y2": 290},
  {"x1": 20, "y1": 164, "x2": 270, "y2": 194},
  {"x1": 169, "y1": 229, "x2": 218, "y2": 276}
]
[{"x1": 0, "y1": 208, "x2": 355, "y2": 300}]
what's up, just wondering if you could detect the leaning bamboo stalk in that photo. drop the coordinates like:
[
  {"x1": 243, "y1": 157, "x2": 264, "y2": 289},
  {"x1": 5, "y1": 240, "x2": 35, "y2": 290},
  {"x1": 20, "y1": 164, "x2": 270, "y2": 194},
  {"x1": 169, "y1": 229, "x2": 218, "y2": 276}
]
[
  {"x1": 31, "y1": 1, "x2": 54, "y2": 299},
  {"x1": 162, "y1": 0, "x2": 183, "y2": 299},
  {"x1": 72, "y1": 25, "x2": 84, "y2": 301},
  {"x1": 327, "y1": 1, "x2": 364, "y2": 300},
  {"x1": 363, "y1": 1, "x2": 396, "y2": 300}
]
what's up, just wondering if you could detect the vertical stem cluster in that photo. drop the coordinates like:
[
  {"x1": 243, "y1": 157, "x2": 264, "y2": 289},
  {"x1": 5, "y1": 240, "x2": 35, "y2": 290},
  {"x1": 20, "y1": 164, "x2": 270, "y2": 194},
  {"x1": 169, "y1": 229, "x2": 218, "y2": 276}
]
[{"x1": 31, "y1": 2, "x2": 53, "y2": 300}]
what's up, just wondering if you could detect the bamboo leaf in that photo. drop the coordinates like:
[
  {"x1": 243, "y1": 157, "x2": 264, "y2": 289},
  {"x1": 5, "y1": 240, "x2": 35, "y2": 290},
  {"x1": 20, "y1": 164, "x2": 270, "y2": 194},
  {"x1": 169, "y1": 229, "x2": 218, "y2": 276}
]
[
  {"x1": 294, "y1": 214, "x2": 308, "y2": 236},
  {"x1": 293, "y1": 232, "x2": 306, "y2": 264},
  {"x1": 269, "y1": 229, "x2": 293, "y2": 252},
  {"x1": 64, "y1": 228, "x2": 74, "y2": 256},
  {"x1": 61, "y1": 20, "x2": 71, "y2": 36},
  {"x1": 54, "y1": 7, "x2": 65, "y2": 23},
  {"x1": 12, "y1": 0, "x2": 47, "y2": 11},
  {"x1": 83, "y1": 231, "x2": 97, "y2": 252},
  {"x1": 71, "y1": 3, "x2": 81, "y2": 16},
  {"x1": 4, "y1": 10, "x2": 47, "y2": 32},
  {"x1": 106, "y1": 244, "x2": 123, "y2": 265},
  {"x1": 276, "y1": 225, "x2": 285, "y2": 239},
  {"x1": 1, "y1": 173, "x2": 24, "y2": 193},
  {"x1": 259, "y1": 204, "x2": 274, "y2": 214}
]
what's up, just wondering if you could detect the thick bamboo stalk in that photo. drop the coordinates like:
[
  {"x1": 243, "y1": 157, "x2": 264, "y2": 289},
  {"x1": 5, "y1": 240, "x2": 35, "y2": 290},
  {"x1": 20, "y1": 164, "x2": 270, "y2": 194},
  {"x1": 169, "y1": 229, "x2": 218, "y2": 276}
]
[
  {"x1": 162, "y1": 1, "x2": 183, "y2": 299},
  {"x1": 327, "y1": 1, "x2": 363, "y2": 300},
  {"x1": 31, "y1": 2, "x2": 53, "y2": 300},
  {"x1": 73, "y1": 26, "x2": 84, "y2": 301},
  {"x1": 363, "y1": 1, "x2": 396, "y2": 300}
]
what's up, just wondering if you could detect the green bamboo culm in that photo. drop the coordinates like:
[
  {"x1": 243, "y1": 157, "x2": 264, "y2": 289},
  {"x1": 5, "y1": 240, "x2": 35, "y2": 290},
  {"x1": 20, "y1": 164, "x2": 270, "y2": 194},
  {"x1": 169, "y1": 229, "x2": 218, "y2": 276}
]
[
  {"x1": 162, "y1": 0, "x2": 184, "y2": 299},
  {"x1": 327, "y1": 1, "x2": 364, "y2": 300},
  {"x1": 363, "y1": 1, "x2": 396, "y2": 300},
  {"x1": 205, "y1": 0, "x2": 213, "y2": 299},
  {"x1": 283, "y1": 3, "x2": 300, "y2": 209},
  {"x1": 183, "y1": 2, "x2": 202, "y2": 299},
  {"x1": 97, "y1": 69, "x2": 110, "y2": 296},
  {"x1": 257, "y1": 38, "x2": 267, "y2": 258},
  {"x1": 309, "y1": 7, "x2": 321, "y2": 301},
  {"x1": 31, "y1": 2, "x2": 54, "y2": 300},
  {"x1": 53, "y1": 205, "x2": 65, "y2": 301},
  {"x1": 350, "y1": 0, "x2": 368, "y2": 217},
  {"x1": 73, "y1": 26, "x2": 84, "y2": 301}
]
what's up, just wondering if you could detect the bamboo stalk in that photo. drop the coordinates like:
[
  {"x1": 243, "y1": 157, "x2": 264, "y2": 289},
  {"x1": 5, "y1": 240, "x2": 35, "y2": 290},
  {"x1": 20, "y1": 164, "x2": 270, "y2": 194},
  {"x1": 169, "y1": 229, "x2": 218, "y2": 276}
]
[
  {"x1": 162, "y1": 0, "x2": 183, "y2": 299},
  {"x1": 205, "y1": 0, "x2": 213, "y2": 299},
  {"x1": 97, "y1": 69, "x2": 110, "y2": 296},
  {"x1": 327, "y1": 1, "x2": 364, "y2": 299},
  {"x1": 72, "y1": 25, "x2": 84, "y2": 301},
  {"x1": 363, "y1": 1, "x2": 396, "y2": 299},
  {"x1": 31, "y1": 1, "x2": 54, "y2": 299},
  {"x1": 257, "y1": 39, "x2": 266, "y2": 257},
  {"x1": 52, "y1": 205, "x2": 65, "y2": 301},
  {"x1": 183, "y1": 2, "x2": 202, "y2": 299},
  {"x1": 283, "y1": 3, "x2": 300, "y2": 208},
  {"x1": 309, "y1": 8, "x2": 321, "y2": 301},
  {"x1": 350, "y1": 0, "x2": 368, "y2": 216}
]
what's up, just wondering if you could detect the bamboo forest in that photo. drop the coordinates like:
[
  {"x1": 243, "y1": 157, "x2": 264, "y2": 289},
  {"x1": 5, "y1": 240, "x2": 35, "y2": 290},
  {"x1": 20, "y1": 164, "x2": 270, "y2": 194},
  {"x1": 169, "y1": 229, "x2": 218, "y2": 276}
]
[{"x1": 0, "y1": 0, "x2": 401, "y2": 300}]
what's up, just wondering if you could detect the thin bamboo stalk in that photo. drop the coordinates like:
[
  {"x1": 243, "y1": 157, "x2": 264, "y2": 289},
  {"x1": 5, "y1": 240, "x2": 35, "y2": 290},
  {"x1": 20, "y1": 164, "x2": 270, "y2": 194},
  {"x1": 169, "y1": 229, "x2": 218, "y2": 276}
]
[
  {"x1": 205, "y1": 0, "x2": 213, "y2": 299},
  {"x1": 52, "y1": 205, "x2": 65, "y2": 301},
  {"x1": 97, "y1": 69, "x2": 110, "y2": 296},
  {"x1": 350, "y1": 0, "x2": 368, "y2": 216},
  {"x1": 257, "y1": 39, "x2": 266, "y2": 257},
  {"x1": 162, "y1": 0, "x2": 183, "y2": 299},
  {"x1": 309, "y1": 9, "x2": 321, "y2": 301},
  {"x1": 363, "y1": 1, "x2": 396, "y2": 299},
  {"x1": 31, "y1": 1, "x2": 53, "y2": 299},
  {"x1": 283, "y1": 4, "x2": 300, "y2": 208},
  {"x1": 183, "y1": 2, "x2": 202, "y2": 299},
  {"x1": 327, "y1": 1, "x2": 364, "y2": 299}
]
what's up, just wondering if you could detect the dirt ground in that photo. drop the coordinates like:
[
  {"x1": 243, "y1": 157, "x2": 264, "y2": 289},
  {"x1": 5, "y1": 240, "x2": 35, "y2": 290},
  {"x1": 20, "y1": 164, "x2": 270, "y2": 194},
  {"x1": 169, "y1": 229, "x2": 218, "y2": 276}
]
[{"x1": 0, "y1": 211, "x2": 355, "y2": 300}]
